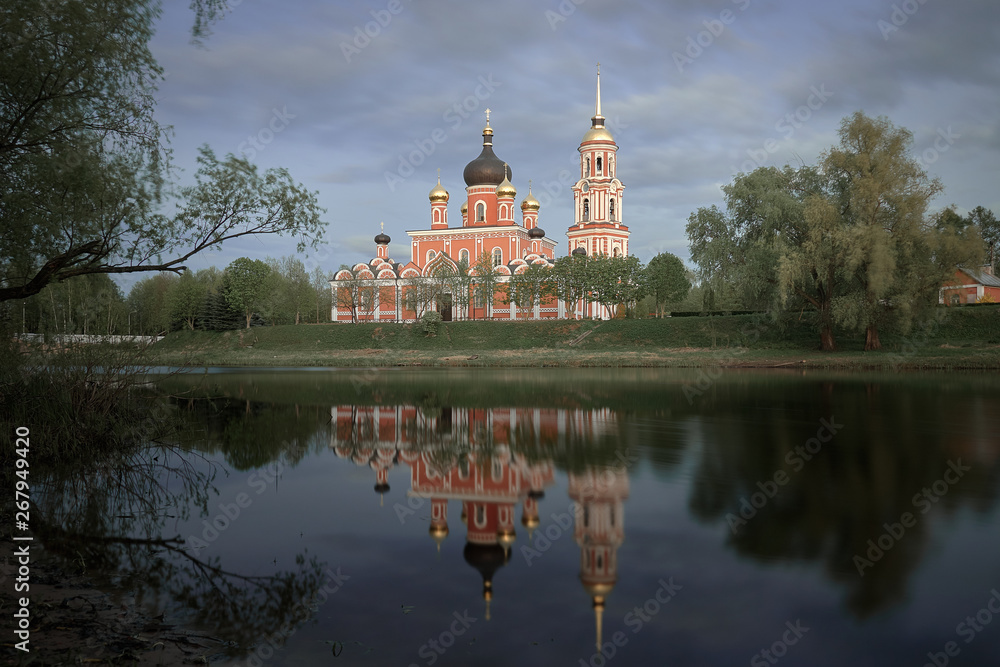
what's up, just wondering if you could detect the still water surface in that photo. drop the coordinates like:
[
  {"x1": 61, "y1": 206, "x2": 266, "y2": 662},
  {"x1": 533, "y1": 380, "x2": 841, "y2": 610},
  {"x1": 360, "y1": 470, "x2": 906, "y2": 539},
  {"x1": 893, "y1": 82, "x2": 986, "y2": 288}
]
[{"x1": 125, "y1": 369, "x2": 1000, "y2": 665}]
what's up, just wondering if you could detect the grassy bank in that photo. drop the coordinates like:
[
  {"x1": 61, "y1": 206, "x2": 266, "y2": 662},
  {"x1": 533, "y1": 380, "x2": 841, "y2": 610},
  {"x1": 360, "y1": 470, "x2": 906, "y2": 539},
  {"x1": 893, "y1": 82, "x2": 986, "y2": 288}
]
[{"x1": 143, "y1": 306, "x2": 1000, "y2": 369}]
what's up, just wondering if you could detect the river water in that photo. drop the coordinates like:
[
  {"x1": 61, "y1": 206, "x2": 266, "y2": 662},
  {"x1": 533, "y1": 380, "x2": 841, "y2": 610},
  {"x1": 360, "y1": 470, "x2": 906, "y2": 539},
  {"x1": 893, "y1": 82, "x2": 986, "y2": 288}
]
[{"x1": 80, "y1": 369, "x2": 1000, "y2": 665}]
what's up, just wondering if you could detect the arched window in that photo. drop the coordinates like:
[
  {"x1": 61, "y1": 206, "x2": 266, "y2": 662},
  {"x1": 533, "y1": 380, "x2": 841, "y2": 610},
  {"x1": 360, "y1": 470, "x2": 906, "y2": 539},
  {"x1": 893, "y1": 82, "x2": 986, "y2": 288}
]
[
  {"x1": 459, "y1": 249, "x2": 469, "y2": 266},
  {"x1": 596, "y1": 156, "x2": 602, "y2": 174},
  {"x1": 613, "y1": 246, "x2": 621, "y2": 257},
  {"x1": 433, "y1": 209, "x2": 440, "y2": 223},
  {"x1": 583, "y1": 198, "x2": 589, "y2": 221},
  {"x1": 586, "y1": 157, "x2": 590, "y2": 176},
  {"x1": 476, "y1": 202, "x2": 485, "y2": 222},
  {"x1": 475, "y1": 505, "x2": 486, "y2": 528},
  {"x1": 426, "y1": 249, "x2": 434, "y2": 264},
  {"x1": 609, "y1": 156, "x2": 614, "y2": 176},
  {"x1": 609, "y1": 199, "x2": 615, "y2": 221},
  {"x1": 492, "y1": 247, "x2": 502, "y2": 267}
]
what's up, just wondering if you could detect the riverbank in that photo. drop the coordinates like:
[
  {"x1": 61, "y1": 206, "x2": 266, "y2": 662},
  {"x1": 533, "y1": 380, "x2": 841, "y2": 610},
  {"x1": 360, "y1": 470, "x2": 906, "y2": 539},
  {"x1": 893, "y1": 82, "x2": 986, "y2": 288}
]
[
  {"x1": 144, "y1": 307, "x2": 1000, "y2": 369},
  {"x1": 0, "y1": 546, "x2": 225, "y2": 666}
]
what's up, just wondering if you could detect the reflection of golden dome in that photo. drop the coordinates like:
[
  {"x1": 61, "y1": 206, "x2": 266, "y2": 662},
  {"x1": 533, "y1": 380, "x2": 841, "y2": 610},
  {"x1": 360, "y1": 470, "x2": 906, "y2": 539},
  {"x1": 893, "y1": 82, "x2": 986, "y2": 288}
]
[
  {"x1": 521, "y1": 514, "x2": 539, "y2": 529},
  {"x1": 583, "y1": 582, "x2": 615, "y2": 598},
  {"x1": 430, "y1": 524, "x2": 448, "y2": 552},
  {"x1": 497, "y1": 527, "x2": 516, "y2": 549},
  {"x1": 429, "y1": 178, "x2": 449, "y2": 203}
]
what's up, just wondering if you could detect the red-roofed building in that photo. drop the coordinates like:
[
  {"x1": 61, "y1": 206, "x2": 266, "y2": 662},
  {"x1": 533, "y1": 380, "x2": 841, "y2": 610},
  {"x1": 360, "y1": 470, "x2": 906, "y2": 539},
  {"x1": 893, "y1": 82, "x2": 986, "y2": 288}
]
[{"x1": 940, "y1": 266, "x2": 1000, "y2": 305}]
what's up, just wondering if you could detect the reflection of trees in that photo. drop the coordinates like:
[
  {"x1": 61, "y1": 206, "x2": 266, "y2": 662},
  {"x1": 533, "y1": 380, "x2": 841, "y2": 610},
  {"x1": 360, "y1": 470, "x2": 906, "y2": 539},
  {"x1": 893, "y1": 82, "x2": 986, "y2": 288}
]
[
  {"x1": 687, "y1": 380, "x2": 1000, "y2": 618},
  {"x1": 167, "y1": 395, "x2": 328, "y2": 469},
  {"x1": 31, "y1": 427, "x2": 327, "y2": 654}
]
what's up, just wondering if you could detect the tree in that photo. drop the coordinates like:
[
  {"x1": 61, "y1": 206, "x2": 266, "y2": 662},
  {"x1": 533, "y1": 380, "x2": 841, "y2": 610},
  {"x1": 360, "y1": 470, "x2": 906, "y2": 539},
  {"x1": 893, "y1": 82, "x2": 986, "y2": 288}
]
[
  {"x1": 504, "y1": 264, "x2": 554, "y2": 320},
  {"x1": 645, "y1": 252, "x2": 691, "y2": 317},
  {"x1": 687, "y1": 166, "x2": 825, "y2": 313},
  {"x1": 311, "y1": 267, "x2": 332, "y2": 324},
  {"x1": 609, "y1": 255, "x2": 647, "y2": 318},
  {"x1": 445, "y1": 259, "x2": 472, "y2": 321},
  {"x1": 0, "y1": 2, "x2": 325, "y2": 303},
  {"x1": 336, "y1": 266, "x2": 377, "y2": 324},
  {"x1": 688, "y1": 164, "x2": 864, "y2": 350},
  {"x1": 169, "y1": 270, "x2": 208, "y2": 330},
  {"x1": 967, "y1": 206, "x2": 999, "y2": 272},
  {"x1": 552, "y1": 254, "x2": 591, "y2": 318},
  {"x1": 127, "y1": 273, "x2": 177, "y2": 335},
  {"x1": 264, "y1": 256, "x2": 313, "y2": 325},
  {"x1": 821, "y1": 112, "x2": 944, "y2": 351},
  {"x1": 776, "y1": 192, "x2": 851, "y2": 351},
  {"x1": 471, "y1": 253, "x2": 501, "y2": 319},
  {"x1": 223, "y1": 258, "x2": 273, "y2": 329},
  {"x1": 583, "y1": 255, "x2": 622, "y2": 319}
]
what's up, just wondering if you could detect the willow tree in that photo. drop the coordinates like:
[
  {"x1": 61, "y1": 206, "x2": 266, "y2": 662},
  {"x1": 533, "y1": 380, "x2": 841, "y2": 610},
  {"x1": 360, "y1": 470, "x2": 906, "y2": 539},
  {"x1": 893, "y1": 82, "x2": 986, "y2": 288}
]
[
  {"x1": 0, "y1": 1, "x2": 325, "y2": 303},
  {"x1": 821, "y1": 113, "x2": 947, "y2": 351},
  {"x1": 687, "y1": 165, "x2": 835, "y2": 345}
]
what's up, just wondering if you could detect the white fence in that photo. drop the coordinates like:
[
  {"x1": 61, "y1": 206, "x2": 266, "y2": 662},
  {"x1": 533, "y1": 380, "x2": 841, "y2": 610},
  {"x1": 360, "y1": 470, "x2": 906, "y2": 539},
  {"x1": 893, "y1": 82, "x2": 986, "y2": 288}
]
[{"x1": 16, "y1": 334, "x2": 164, "y2": 344}]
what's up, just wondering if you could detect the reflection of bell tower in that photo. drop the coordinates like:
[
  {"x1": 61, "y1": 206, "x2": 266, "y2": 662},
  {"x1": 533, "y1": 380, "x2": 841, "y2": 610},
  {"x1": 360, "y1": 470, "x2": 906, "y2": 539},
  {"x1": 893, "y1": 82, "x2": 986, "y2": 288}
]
[{"x1": 569, "y1": 467, "x2": 630, "y2": 653}]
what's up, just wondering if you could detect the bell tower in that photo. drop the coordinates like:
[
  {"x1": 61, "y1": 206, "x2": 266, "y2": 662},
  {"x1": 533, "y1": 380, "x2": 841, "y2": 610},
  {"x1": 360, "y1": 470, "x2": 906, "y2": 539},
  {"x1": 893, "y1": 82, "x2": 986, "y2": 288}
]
[{"x1": 567, "y1": 65, "x2": 629, "y2": 258}]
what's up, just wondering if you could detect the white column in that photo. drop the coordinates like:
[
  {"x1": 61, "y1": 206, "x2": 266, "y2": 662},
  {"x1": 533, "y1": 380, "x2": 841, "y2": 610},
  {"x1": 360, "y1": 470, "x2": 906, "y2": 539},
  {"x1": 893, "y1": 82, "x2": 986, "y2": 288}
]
[{"x1": 374, "y1": 284, "x2": 380, "y2": 322}]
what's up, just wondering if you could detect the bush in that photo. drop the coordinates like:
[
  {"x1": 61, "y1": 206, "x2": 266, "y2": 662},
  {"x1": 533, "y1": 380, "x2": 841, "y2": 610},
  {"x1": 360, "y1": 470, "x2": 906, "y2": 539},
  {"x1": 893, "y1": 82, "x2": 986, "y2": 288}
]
[{"x1": 420, "y1": 311, "x2": 442, "y2": 336}]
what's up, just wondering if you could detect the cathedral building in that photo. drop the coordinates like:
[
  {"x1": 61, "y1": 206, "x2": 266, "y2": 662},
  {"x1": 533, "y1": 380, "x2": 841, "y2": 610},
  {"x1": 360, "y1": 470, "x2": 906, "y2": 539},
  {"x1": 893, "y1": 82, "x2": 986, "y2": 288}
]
[{"x1": 330, "y1": 69, "x2": 629, "y2": 322}]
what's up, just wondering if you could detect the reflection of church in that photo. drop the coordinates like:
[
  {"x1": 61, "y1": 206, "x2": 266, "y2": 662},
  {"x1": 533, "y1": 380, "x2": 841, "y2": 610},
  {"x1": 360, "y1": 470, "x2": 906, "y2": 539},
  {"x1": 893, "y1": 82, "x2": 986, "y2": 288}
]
[{"x1": 330, "y1": 404, "x2": 628, "y2": 646}]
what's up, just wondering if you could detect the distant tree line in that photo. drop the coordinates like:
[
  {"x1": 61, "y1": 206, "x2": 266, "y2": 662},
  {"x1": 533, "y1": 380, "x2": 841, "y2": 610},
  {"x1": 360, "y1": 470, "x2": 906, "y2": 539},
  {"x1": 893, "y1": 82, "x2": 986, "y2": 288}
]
[{"x1": 8, "y1": 256, "x2": 333, "y2": 336}]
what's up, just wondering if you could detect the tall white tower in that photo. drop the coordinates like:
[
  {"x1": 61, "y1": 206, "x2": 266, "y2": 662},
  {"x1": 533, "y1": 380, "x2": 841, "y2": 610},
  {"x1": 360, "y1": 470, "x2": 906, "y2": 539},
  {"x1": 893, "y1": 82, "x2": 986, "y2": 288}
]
[{"x1": 567, "y1": 65, "x2": 629, "y2": 258}]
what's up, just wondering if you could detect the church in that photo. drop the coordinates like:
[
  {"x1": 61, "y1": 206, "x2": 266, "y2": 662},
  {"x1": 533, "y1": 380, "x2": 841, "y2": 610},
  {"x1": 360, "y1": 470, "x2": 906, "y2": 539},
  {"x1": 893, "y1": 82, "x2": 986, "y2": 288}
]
[{"x1": 330, "y1": 69, "x2": 630, "y2": 322}]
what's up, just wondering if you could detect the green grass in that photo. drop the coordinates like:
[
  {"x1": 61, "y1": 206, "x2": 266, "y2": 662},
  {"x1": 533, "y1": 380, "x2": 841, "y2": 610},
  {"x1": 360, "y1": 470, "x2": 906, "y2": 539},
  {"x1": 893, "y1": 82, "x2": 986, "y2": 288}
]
[{"x1": 146, "y1": 305, "x2": 1000, "y2": 368}]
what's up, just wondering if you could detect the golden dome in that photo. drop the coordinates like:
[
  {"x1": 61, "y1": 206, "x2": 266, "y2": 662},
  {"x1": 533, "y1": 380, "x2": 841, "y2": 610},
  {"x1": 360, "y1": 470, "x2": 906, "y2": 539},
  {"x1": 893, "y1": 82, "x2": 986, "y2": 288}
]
[
  {"x1": 582, "y1": 126, "x2": 615, "y2": 143},
  {"x1": 461, "y1": 201, "x2": 468, "y2": 213},
  {"x1": 429, "y1": 177, "x2": 449, "y2": 203},
  {"x1": 521, "y1": 514, "x2": 539, "y2": 529},
  {"x1": 520, "y1": 186, "x2": 540, "y2": 211},
  {"x1": 496, "y1": 168, "x2": 516, "y2": 199}
]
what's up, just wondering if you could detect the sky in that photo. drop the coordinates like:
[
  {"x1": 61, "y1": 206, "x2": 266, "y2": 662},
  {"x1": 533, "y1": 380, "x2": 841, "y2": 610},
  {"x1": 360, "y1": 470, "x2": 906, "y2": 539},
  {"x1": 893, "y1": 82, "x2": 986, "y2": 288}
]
[{"x1": 144, "y1": 0, "x2": 1000, "y2": 284}]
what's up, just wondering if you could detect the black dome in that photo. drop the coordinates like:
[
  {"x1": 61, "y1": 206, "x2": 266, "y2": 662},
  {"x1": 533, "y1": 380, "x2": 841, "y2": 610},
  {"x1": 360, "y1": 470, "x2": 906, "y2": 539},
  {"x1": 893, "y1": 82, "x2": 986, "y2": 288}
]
[
  {"x1": 464, "y1": 143, "x2": 511, "y2": 187},
  {"x1": 528, "y1": 227, "x2": 545, "y2": 239},
  {"x1": 374, "y1": 232, "x2": 390, "y2": 245},
  {"x1": 463, "y1": 542, "x2": 508, "y2": 582},
  {"x1": 572, "y1": 247, "x2": 587, "y2": 256}
]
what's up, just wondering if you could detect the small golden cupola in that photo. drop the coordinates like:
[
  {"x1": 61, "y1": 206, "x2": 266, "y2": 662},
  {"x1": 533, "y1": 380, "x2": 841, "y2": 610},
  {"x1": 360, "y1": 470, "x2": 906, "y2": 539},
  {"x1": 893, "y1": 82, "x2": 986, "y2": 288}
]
[
  {"x1": 429, "y1": 170, "x2": 449, "y2": 229},
  {"x1": 429, "y1": 173, "x2": 449, "y2": 203},
  {"x1": 496, "y1": 168, "x2": 517, "y2": 199}
]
